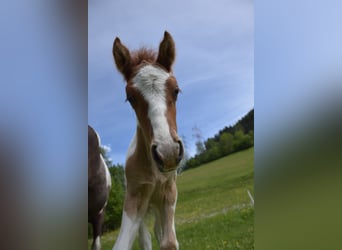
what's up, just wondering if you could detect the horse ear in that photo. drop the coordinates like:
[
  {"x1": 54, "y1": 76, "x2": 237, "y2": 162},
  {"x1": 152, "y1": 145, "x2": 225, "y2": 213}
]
[
  {"x1": 156, "y1": 31, "x2": 176, "y2": 72},
  {"x1": 113, "y1": 37, "x2": 132, "y2": 80}
]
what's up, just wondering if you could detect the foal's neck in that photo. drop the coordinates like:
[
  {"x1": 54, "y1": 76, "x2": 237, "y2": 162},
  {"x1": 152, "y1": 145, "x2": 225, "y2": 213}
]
[
  {"x1": 134, "y1": 125, "x2": 153, "y2": 167},
  {"x1": 133, "y1": 125, "x2": 176, "y2": 181}
]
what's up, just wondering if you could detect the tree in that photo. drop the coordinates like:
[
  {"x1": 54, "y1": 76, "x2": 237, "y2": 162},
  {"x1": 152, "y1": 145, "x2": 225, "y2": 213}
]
[
  {"x1": 205, "y1": 138, "x2": 216, "y2": 151},
  {"x1": 207, "y1": 144, "x2": 221, "y2": 161},
  {"x1": 219, "y1": 132, "x2": 233, "y2": 156},
  {"x1": 184, "y1": 109, "x2": 254, "y2": 171},
  {"x1": 233, "y1": 130, "x2": 253, "y2": 151},
  {"x1": 103, "y1": 165, "x2": 124, "y2": 232}
]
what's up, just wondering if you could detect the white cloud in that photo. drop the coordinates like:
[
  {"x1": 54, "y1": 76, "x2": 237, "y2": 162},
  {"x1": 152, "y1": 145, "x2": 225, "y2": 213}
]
[{"x1": 101, "y1": 144, "x2": 112, "y2": 153}]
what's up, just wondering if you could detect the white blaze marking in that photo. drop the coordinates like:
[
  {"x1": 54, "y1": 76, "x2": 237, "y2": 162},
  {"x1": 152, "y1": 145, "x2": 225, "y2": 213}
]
[{"x1": 133, "y1": 65, "x2": 173, "y2": 144}]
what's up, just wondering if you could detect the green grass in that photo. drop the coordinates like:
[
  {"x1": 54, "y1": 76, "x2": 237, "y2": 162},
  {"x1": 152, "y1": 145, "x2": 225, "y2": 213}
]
[{"x1": 90, "y1": 147, "x2": 254, "y2": 250}]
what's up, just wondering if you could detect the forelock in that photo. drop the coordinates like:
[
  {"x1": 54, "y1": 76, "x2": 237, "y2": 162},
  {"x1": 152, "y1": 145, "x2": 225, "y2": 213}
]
[{"x1": 130, "y1": 48, "x2": 157, "y2": 68}]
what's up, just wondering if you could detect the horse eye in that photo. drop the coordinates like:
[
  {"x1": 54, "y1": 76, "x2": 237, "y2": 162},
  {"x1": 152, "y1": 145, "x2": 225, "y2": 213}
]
[
  {"x1": 125, "y1": 95, "x2": 135, "y2": 104},
  {"x1": 173, "y1": 88, "x2": 181, "y2": 100}
]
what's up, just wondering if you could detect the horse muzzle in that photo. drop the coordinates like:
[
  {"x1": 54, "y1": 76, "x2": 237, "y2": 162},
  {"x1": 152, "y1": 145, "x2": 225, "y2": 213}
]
[{"x1": 151, "y1": 140, "x2": 184, "y2": 173}]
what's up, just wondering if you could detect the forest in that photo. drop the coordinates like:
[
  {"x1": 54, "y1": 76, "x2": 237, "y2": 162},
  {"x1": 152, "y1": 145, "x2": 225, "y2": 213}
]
[{"x1": 184, "y1": 109, "x2": 254, "y2": 170}]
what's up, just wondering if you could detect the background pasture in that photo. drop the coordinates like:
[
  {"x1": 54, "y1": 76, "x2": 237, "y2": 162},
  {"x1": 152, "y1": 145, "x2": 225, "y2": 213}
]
[{"x1": 90, "y1": 147, "x2": 254, "y2": 249}]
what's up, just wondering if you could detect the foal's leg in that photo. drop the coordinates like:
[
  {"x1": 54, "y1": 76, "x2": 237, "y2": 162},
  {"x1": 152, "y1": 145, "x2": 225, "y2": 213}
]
[
  {"x1": 159, "y1": 201, "x2": 178, "y2": 250},
  {"x1": 153, "y1": 208, "x2": 162, "y2": 245},
  {"x1": 113, "y1": 187, "x2": 152, "y2": 250},
  {"x1": 112, "y1": 210, "x2": 141, "y2": 250},
  {"x1": 159, "y1": 181, "x2": 178, "y2": 250},
  {"x1": 92, "y1": 211, "x2": 104, "y2": 250},
  {"x1": 138, "y1": 221, "x2": 152, "y2": 250}
]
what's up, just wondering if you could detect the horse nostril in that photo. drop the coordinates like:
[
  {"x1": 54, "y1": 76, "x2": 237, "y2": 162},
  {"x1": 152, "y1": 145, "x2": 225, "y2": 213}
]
[
  {"x1": 151, "y1": 144, "x2": 164, "y2": 167},
  {"x1": 177, "y1": 140, "x2": 184, "y2": 164}
]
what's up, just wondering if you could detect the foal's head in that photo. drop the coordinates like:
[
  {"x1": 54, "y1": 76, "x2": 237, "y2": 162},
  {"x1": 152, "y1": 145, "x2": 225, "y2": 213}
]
[{"x1": 113, "y1": 31, "x2": 184, "y2": 173}]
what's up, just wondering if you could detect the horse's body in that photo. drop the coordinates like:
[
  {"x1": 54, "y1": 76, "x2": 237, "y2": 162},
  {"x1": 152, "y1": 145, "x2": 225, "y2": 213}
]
[
  {"x1": 88, "y1": 125, "x2": 112, "y2": 250},
  {"x1": 112, "y1": 31, "x2": 184, "y2": 250}
]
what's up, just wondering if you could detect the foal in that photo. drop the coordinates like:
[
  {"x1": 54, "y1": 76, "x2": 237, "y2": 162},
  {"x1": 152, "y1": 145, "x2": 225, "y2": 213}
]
[
  {"x1": 88, "y1": 125, "x2": 112, "y2": 250},
  {"x1": 112, "y1": 31, "x2": 184, "y2": 250}
]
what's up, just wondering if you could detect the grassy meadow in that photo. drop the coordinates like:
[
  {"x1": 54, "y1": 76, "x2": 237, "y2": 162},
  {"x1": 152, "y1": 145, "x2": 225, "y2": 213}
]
[{"x1": 90, "y1": 147, "x2": 254, "y2": 250}]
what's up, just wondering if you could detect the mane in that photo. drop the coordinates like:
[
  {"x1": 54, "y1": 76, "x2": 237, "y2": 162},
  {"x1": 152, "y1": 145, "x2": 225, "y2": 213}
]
[{"x1": 131, "y1": 47, "x2": 157, "y2": 68}]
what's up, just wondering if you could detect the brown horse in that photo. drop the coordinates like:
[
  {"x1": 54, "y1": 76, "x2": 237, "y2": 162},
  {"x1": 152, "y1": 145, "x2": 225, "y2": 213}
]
[
  {"x1": 88, "y1": 125, "x2": 112, "y2": 250},
  {"x1": 112, "y1": 31, "x2": 184, "y2": 250}
]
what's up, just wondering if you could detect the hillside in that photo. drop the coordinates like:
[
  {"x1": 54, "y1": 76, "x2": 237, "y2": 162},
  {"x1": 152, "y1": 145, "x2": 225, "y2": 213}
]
[
  {"x1": 93, "y1": 147, "x2": 254, "y2": 250},
  {"x1": 185, "y1": 109, "x2": 254, "y2": 170},
  {"x1": 88, "y1": 110, "x2": 254, "y2": 246}
]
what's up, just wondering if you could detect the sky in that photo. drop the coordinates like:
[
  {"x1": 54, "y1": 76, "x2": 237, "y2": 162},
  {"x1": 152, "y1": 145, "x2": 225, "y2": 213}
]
[
  {"x1": 1, "y1": 0, "x2": 342, "y2": 248},
  {"x1": 88, "y1": 0, "x2": 254, "y2": 165}
]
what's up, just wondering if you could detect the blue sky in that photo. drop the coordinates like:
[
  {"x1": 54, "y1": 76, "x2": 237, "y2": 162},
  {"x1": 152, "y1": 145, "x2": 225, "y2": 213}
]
[
  {"x1": 88, "y1": 0, "x2": 254, "y2": 164},
  {"x1": 1, "y1": 1, "x2": 341, "y2": 248}
]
